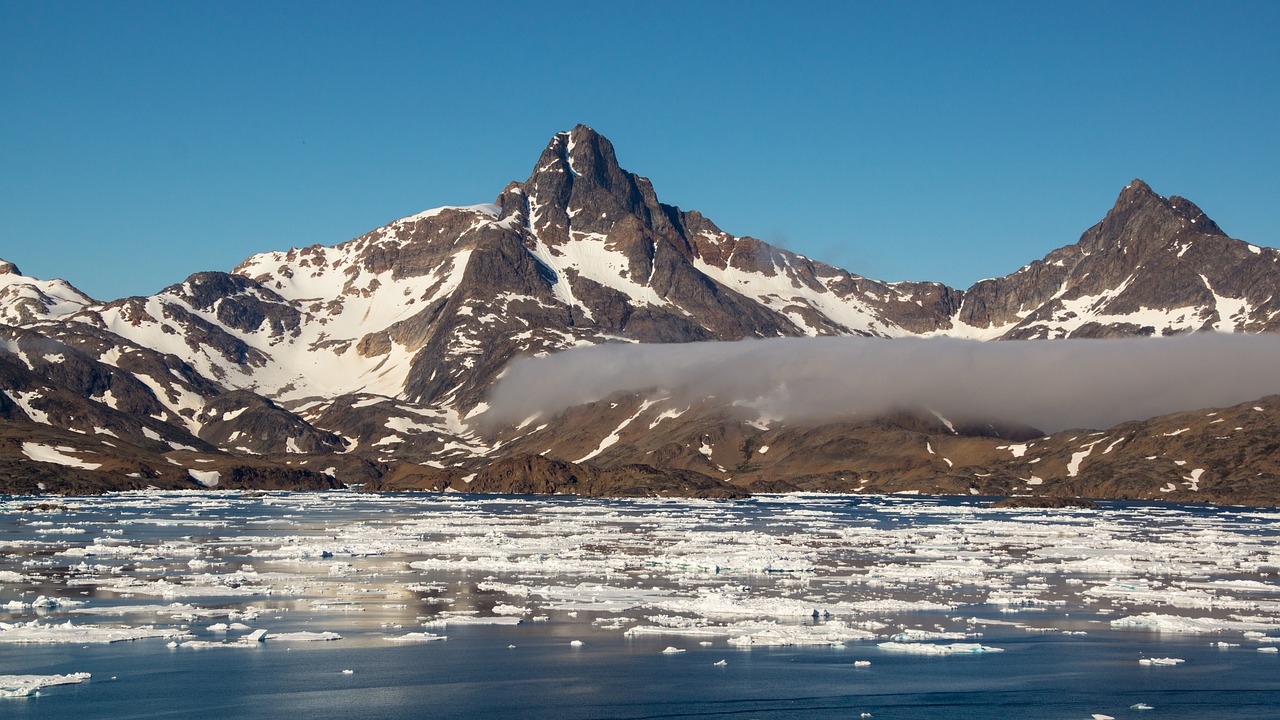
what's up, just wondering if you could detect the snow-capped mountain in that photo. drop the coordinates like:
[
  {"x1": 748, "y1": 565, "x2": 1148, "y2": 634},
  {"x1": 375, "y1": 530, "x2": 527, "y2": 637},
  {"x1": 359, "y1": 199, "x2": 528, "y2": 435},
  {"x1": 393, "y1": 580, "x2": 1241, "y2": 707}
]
[
  {"x1": 957, "y1": 179, "x2": 1280, "y2": 338},
  {"x1": 3, "y1": 125, "x2": 1279, "y2": 502},
  {"x1": 0, "y1": 260, "x2": 94, "y2": 326}
]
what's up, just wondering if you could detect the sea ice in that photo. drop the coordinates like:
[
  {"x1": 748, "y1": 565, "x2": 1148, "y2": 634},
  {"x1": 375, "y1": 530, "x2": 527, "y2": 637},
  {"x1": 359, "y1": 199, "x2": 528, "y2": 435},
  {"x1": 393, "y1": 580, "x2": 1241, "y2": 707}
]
[
  {"x1": 0, "y1": 619, "x2": 183, "y2": 644},
  {"x1": 877, "y1": 642, "x2": 1004, "y2": 655},
  {"x1": 267, "y1": 631, "x2": 341, "y2": 642},
  {"x1": 0, "y1": 672, "x2": 91, "y2": 698},
  {"x1": 383, "y1": 632, "x2": 447, "y2": 643},
  {"x1": 1138, "y1": 657, "x2": 1184, "y2": 666}
]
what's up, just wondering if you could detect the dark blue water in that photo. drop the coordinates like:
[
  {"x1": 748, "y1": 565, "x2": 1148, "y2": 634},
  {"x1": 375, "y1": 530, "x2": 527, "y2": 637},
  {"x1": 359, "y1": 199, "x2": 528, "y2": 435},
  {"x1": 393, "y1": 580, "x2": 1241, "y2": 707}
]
[{"x1": 7, "y1": 627, "x2": 1279, "y2": 719}]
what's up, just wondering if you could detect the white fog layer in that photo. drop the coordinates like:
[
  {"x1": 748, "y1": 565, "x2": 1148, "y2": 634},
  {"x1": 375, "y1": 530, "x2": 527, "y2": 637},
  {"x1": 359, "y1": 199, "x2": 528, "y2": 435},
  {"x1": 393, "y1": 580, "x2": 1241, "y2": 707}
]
[{"x1": 486, "y1": 334, "x2": 1280, "y2": 432}]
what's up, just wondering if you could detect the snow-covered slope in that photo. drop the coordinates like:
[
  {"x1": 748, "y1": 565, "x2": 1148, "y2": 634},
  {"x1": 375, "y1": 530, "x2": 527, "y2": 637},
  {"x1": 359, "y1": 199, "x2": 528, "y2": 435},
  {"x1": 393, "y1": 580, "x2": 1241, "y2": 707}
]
[{"x1": 0, "y1": 261, "x2": 94, "y2": 326}]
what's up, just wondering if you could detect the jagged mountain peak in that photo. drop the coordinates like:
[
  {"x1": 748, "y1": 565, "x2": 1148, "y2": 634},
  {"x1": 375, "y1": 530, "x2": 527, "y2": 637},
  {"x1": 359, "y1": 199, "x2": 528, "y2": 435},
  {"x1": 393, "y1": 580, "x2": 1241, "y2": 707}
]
[
  {"x1": 1094, "y1": 178, "x2": 1226, "y2": 254},
  {"x1": 1112, "y1": 179, "x2": 1222, "y2": 234},
  {"x1": 0, "y1": 259, "x2": 20, "y2": 276},
  {"x1": 519, "y1": 127, "x2": 672, "y2": 243},
  {"x1": 957, "y1": 177, "x2": 1279, "y2": 338}
]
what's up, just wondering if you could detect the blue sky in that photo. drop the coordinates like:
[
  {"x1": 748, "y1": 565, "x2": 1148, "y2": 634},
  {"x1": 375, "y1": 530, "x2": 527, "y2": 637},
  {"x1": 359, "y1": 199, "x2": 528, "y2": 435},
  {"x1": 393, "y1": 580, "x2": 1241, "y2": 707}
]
[{"x1": 2, "y1": 1, "x2": 1277, "y2": 300}]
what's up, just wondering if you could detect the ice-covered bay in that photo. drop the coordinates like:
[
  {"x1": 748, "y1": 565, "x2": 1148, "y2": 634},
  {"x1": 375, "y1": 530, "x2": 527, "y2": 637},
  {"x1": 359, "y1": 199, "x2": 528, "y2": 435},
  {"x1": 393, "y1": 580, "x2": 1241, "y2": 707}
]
[{"x1": 2, "y1": 491, "x2": 1279, "y2": 716}]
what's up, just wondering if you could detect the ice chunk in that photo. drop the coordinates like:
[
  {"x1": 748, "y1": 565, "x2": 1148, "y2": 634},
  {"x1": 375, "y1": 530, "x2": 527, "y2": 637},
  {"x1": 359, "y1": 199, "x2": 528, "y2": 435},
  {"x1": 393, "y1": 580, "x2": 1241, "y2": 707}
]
[
  {"x1": 383, "y1": 632, "x2": 446, "y2": 644},
  {"x1": 0, "y1": 672, "x2": 91, "y2": 698},
  {"x1": 661, "y1": 646, "x2": 685, "y2": 654},
  {"x1": 0, "y1": 619, "x2": 183, "y2": 644},
  {"x1": 267, "y1": 631, "x2": 341, "y2": 642},
  {"x1": 877, "y1": 642, "x2": 1004, "y2": 655},
  {"x1": 421, "y1": 616, "x2": 522, "y2": 628}
]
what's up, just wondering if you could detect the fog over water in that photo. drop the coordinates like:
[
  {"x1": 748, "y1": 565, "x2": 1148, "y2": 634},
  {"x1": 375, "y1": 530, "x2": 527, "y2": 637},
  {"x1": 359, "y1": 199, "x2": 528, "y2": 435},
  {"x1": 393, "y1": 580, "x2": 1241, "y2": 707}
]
[{"x1": 486, "y1": 334, "x2": 1280, "y2": 433}]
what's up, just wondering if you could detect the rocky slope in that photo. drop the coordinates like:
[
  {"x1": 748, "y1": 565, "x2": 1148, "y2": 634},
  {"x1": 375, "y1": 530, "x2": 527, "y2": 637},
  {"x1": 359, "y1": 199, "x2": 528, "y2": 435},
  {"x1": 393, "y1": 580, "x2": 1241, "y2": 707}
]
[{"x1": 3, "y1": 125, "x2": 1279, "y2": 502}]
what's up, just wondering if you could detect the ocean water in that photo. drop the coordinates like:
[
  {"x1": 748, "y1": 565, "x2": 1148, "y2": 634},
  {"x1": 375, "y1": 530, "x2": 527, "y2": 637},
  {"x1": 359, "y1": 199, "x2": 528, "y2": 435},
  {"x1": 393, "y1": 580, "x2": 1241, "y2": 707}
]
[{"x1": 2, "y1": 492, "x2": 1279, "y2": 719}]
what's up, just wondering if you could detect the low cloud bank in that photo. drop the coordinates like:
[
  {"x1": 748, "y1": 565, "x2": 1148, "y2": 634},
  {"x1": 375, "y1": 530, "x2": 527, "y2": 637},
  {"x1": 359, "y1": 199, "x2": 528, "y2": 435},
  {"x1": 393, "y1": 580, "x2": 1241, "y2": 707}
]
[{"x1": 485, "y1": 334, "x2": 1280, "y2": 433}]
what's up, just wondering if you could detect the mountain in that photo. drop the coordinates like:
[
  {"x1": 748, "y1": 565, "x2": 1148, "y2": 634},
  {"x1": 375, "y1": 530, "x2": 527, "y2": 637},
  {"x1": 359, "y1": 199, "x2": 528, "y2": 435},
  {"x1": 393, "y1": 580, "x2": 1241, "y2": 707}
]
[
  {"x1": 958, "y1": 179, "x2": 1280, "y2": 338},
  {"x1": 3, "y1": 125, "x2": 1279, "y2": 503},
  {"x1": 0, "y1": 261, "x2": 94, "y2": 325}
]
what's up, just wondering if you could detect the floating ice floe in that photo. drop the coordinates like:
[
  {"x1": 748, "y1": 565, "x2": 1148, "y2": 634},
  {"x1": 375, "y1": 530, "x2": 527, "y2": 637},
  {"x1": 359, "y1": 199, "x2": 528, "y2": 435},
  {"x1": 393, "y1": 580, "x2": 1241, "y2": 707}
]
[
  {"x1": 628, "y1": 617, "x2": 877, "y2": 648},
  {"x1": 490, "y1": 604, "x2": 528, "y2": 616},
  {"x1": 0, "y1": 619, "x2": 184, "y2": 644},
  {"x1": 877, "y1": 642, "x2": 1004, "y2": 655},
  {"x1": 267, "y1": 631, "x2": 342, "y2": 642},
  {"x1": 1111, "y1": 613, "x2": 1278, "y2": 634},
  {"x1": 0, "y1": 672, "x2": 91, "y2": 698},
  {"x1": 1, "y1": 595, "x2": 83, "y2": 611},
  {"x1": 175, "y1": 629, "x2": 267, "y2": 649},
  {"x1": 421, "y1": 615, "x2": 522, "y2": 628},
  {"x1": 383, "y1": 632, "x2": 446, "y2": 643},
  {"x1": 1138, "y1": 657, "x2": 1184, "y2": 666}
]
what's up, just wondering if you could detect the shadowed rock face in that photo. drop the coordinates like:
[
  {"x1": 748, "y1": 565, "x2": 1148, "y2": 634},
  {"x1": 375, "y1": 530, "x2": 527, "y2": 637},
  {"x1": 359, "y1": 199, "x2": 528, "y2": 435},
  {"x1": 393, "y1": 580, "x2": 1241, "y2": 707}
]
[{"x1": 3, "y1": 127, "x2": 1280, "y2": 502}]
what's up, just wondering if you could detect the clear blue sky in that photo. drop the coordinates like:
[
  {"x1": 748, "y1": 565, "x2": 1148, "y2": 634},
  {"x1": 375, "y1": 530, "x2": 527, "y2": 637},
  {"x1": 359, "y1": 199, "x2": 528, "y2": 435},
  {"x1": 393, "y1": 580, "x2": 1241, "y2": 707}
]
[{"x1": 2, "y1": 1, "x2": 1277, "y2": 300}]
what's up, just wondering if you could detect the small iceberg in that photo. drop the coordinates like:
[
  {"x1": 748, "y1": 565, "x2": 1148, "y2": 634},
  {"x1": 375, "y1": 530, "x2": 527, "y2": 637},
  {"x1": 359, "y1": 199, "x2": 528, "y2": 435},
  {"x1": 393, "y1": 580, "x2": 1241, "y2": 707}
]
[
  {"x1": 877, "y1": 642, "x2": 1003, "y2": 655},
  {"x1": 1138, "y1": 657, "x2": 1183, "y2": 666},
  {"x1": 383, "y1": 632, "x2": 446, "y2": 644},
  {"x1": 0, "y1": 672, "x2": 91, "y2": 698},
  {"x1": 661, "y1": 646, "x2": 685, "y2": 654},
  {"x1": 266, "y1": 631, "x2": 341, "y2": 642}
]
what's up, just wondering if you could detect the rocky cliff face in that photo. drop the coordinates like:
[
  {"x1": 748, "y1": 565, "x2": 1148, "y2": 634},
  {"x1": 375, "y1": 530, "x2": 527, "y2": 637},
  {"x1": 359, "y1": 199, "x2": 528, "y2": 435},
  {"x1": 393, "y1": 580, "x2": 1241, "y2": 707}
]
[{"x1": 3, "y1": 126, "x2": 1280, "y2": 502}]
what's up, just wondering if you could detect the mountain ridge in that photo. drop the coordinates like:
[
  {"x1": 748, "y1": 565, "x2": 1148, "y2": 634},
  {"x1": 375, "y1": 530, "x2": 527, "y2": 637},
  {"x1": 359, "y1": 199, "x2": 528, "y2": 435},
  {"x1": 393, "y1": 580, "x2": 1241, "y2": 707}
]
[{"x1": 3, "y1": 125, "x2": 1280, "y2": 502}]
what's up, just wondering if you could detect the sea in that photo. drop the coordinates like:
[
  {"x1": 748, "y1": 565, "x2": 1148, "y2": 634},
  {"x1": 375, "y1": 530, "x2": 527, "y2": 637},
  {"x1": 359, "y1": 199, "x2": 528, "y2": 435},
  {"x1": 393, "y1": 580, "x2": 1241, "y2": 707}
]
[{"x1": 2, "y1": 491, "x2": 1278, "y2": 719}]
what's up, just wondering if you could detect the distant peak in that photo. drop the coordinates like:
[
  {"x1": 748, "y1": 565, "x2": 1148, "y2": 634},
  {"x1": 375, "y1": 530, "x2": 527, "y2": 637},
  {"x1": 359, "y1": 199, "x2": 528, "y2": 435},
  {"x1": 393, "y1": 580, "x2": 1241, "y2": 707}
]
[
  {"x1": 563, "y1": 123, "x2": 600, "y2": 139},
  {"x1": 527, "y1": 125, "x2": 627, "y2": 189},
  {"x1": 1113, "y1": 179, "x2": 1224, "y2": 235},
  {"x1": 0, "y1": 259, "x2": 18, "y2": 275},
  {"x1": 1117, "y1": 178, "x2": 1160, "y2": 204}
]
